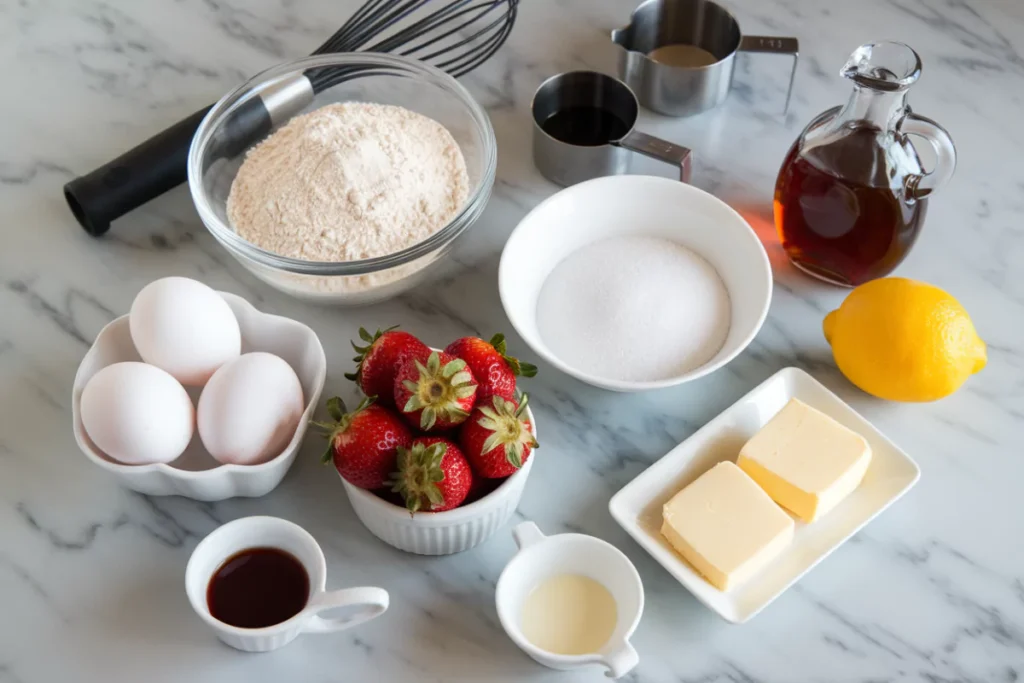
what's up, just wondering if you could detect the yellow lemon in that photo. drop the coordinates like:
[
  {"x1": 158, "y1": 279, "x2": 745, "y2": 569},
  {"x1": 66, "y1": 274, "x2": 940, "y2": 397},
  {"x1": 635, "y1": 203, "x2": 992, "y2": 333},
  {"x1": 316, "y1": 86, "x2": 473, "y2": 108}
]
[{"x1": 823, "y1": 278, "x2": 986, "y2": 402}]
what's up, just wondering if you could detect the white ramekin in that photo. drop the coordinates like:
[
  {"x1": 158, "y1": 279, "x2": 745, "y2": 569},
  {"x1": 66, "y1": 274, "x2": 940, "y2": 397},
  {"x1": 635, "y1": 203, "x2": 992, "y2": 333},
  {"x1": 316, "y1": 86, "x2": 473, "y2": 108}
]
[{"x1": 339, "y1": 407, "x2": 537, "y2": 555}]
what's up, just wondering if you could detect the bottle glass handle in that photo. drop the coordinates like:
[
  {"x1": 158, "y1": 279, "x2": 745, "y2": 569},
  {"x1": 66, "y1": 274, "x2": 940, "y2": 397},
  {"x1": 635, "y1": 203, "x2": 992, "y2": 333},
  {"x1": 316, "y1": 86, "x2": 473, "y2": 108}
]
[
  {"x1": 900, "y1": 112, "x2": 957, "y2": 200},
  {"x1": 302, "y1": 586, "x2": 390, "y2": 633}
]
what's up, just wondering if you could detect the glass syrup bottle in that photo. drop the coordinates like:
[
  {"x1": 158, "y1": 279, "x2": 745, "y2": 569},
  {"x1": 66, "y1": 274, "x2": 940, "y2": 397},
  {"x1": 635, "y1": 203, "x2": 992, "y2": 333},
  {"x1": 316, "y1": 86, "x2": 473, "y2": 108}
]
[{"x1": 774, "y1": 42, "x2": 956, "y2": 287}]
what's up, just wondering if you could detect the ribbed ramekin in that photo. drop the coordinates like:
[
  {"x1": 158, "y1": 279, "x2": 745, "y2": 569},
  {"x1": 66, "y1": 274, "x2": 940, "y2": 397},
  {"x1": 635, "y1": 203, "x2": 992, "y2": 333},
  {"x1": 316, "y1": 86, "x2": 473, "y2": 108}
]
[{"x1": 340, "y1": 408, "x2": 537, "y2": 555}]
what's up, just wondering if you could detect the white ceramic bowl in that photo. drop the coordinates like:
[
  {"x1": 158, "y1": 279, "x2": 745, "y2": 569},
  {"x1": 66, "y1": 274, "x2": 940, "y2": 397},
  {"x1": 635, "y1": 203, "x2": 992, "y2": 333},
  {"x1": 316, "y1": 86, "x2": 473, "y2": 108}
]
[
  {"x1": 340, "y1": 406, "x2": 537, "y2": 555},
  {"x1": 499, "y1": 175, "x2": 772, "y2": 392},
  {"x1": 72, "y1": 292, "x2": 326, "y2": 501}
]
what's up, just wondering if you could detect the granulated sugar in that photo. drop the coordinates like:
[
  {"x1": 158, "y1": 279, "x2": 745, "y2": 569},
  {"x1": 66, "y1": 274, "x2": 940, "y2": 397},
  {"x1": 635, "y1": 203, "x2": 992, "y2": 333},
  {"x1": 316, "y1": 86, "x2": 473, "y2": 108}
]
[
  {"x1": 536, "y1": 236, "x2": 731, "y2": 382},
  {"x1": 227, "y1": 102, "x2": 469, "y2": 267}
]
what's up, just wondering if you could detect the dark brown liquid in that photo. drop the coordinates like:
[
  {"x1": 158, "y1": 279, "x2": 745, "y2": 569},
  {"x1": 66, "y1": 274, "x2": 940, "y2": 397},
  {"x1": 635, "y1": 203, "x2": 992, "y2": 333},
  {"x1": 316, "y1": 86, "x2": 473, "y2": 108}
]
[
  {"x1": 541, "y1": 107, "x2": 630, "y2": 146},
  {"x1": 207, "y1": 547, "x2": 309, "y2": 629},
  {"x1": 774, "y1": 126, "x2": 926, "y2": 286}
]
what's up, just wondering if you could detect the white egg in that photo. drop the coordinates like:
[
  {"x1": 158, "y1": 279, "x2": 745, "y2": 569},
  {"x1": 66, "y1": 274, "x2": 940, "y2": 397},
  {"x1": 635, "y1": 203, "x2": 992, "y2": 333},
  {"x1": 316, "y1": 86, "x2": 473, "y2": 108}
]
[
  {"x1": 197, "y1": 352, "x2": 305, "y2": 466},
  {"x1": 80, "y1": 362, "x2": 195, "y2": 465},
  {"x1": 129, "y1": 277, "x2": 241, "y2": 386}
]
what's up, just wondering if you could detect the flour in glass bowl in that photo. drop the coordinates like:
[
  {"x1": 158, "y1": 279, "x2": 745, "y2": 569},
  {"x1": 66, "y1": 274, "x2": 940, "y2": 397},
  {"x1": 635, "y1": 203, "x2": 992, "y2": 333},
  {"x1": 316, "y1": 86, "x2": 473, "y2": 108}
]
[
  {"x1": 226, "y1": 102, "x2": 469, "y2": 292},
  {"x1": 536, "y1": 236, "x2": 731, "y2": 382}
]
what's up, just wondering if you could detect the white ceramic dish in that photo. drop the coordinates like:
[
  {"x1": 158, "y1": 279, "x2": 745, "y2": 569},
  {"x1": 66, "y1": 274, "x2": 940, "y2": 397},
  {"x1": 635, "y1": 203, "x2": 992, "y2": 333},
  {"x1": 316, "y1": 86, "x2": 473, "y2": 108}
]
[
  {"x1": 340, "y1": 404, "x2": 537, "y2": 555},
  {"x1": 608, "y1": 367, "x2": 921, "y2": 623},
  {"x1": 496, "y1": 522, "x2": 643, "y2": 679},
  {"x1": 499, "y1": 175, "x2": 772, "y2": 392},
  {"x1": 72, "y1": 292, "x2": 327, "y2": 501}
]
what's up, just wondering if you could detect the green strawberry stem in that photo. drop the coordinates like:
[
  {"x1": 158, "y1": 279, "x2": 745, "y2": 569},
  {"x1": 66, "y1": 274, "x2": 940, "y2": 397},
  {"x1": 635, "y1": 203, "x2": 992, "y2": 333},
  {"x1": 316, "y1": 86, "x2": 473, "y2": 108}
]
[
  {"x1": 343, "y1": 326, "x2": 400, "y2": 382},
  {"x1": 401, "y1": 352, "x2": 475, "y2": 430},
  {"x1": 390, "y1": 442, "x2": 448, "y2": 516},
  {"x1": 311, "y1": 395, "x2": 375, "y2": 464},
  {"x1": 476, "y1": 393, "x2": 538, "y2": 469},
  {"x1": 488, "y1": 333, "x2": 538, "y2": 378}
]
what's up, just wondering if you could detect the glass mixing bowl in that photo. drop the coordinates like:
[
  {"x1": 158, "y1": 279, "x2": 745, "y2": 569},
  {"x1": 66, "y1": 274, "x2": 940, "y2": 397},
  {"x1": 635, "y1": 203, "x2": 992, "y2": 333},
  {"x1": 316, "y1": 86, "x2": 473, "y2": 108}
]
[{"x1": 188, "y1": 54, "x2": 496, "y2": 305}]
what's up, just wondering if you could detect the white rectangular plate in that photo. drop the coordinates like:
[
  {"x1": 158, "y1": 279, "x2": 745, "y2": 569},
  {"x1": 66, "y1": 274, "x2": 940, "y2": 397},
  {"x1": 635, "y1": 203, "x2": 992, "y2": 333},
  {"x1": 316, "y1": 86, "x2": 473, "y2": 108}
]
[{"x1": 609, "y1": 367, "x2": 920, "y2": 624}]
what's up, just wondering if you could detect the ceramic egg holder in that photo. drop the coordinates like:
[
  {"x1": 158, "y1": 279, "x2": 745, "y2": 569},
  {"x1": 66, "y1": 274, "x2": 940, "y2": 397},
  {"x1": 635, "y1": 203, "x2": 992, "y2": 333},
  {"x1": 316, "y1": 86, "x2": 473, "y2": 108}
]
[{"x1": 72, "y1": 291, "x2": 327, "y2": 501}]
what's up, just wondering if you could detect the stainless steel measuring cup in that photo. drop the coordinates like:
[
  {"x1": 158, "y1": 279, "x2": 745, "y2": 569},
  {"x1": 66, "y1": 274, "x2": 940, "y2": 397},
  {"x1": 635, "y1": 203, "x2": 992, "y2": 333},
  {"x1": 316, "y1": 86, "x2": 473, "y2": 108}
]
[
  {"x1": 532, "y1": 71, "x2": 692, "y2": 188},
  {"x1": 612, "y1": 0, "x2": 799, "y2": 117}
]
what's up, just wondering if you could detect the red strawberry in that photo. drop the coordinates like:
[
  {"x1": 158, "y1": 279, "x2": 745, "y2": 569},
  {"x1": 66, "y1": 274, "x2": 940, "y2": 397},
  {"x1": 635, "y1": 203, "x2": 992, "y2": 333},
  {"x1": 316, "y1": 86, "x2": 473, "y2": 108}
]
[
  {"x1": 445, "y1": 333, "x2": 537, "y2": 399},
  {"x1": 459, "y1": 394, "x2": 538, "y2": 478},
  {"x1": 313, "y1": 396, "x2": 412, "y2": 489},
  {"x1": 464, "y1": 474, "x2": 504, "y2": 505},
  {"x1": 390, "y1": 437, "x2": 473, "y2": 514},
  {"x1": 394, "y1": 350, "x2": 478, "y2": 431},
  {"x1": 345, "y1": 327, "x2": 430, "y2": 407}
]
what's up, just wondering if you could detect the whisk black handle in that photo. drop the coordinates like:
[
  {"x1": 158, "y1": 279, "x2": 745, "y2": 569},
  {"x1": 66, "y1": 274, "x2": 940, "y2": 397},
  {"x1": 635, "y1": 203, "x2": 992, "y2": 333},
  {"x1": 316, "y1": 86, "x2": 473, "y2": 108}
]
[{"x1": 64, "y1": 99, "x2": 272, "y2": 237}]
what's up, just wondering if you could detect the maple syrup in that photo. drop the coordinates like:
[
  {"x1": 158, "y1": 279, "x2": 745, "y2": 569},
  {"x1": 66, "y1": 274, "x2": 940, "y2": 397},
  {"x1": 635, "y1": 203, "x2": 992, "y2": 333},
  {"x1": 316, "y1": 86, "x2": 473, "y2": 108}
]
[
  {"x1": 773, "y1": 42, "x2": 956, "y2": 287},
  {"x1": 774, "y1": 126, "x2": 926, "y2": 286}
]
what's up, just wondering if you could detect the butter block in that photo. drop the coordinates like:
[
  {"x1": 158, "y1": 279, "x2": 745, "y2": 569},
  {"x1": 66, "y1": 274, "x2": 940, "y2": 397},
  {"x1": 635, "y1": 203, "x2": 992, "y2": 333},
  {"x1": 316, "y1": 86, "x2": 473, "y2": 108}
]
[
  {"x1": 661, "y1": 461, "x2": 794, "y2": 591},
  {"x1": 737, "y1": 398, "x2": 871, "y2": 523}
]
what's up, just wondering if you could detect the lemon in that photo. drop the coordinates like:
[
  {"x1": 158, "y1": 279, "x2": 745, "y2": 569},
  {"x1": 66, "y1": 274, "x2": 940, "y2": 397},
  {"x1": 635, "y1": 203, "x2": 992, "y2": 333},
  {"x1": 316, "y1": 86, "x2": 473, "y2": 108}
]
[{"x1": 823, "y1": 278, "x2": 986, "y2": 402}]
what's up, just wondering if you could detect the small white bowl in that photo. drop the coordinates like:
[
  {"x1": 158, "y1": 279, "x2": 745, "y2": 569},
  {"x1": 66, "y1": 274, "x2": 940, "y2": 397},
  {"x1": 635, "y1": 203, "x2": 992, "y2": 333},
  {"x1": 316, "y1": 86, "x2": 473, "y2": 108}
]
[
  {"x1": 499, "y1": 175, "x2": 772, "y2": 392},
  {"x1": 609, "y1": 367, "x2": 921, "y2": 623},
  {"x1": 495, "y1": 522, "x2": 643, "y2": 679},
  {"x1": 72, "y1": 292, "x2": 327, "y2": 501},
  {"x1": 340, "y1": 405, "x2": 537, "y2": 555}
]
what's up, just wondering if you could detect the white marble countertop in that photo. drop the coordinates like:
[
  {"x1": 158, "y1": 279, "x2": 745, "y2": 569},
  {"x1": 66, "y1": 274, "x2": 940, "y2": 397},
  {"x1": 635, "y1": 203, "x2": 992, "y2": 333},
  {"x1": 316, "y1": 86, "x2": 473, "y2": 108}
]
[{"x1": 3, "y1": 0, "x2": 1023, "y2": 680}]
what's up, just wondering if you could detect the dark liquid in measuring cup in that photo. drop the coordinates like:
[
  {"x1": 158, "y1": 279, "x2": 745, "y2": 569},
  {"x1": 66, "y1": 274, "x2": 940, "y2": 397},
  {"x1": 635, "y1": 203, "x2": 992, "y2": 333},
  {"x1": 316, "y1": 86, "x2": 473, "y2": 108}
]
[
  {"x1": 207, "y1": 547, "x2": 309, "y2": 628},
  {"x1": 542, "y1": 107, "x2": 630, "y2": 146},
  {"x1": 774, "y1": 126, "x2": 927, "y2": 286}
]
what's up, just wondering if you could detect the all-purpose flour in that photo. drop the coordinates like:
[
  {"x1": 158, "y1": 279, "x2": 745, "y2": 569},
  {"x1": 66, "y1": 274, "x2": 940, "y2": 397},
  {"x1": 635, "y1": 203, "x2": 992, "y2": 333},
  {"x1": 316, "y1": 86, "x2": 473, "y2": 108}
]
[
  {"x1": 536, "y1": 236, "x2": 731, "y2": 382},
  {"x1": 227, "y1": 103, "x2": 469, "y2": 266}
]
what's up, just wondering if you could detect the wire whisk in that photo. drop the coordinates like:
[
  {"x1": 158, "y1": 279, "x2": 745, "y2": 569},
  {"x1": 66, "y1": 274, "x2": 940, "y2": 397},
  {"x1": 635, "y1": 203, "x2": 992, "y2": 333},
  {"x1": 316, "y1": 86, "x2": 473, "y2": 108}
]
[{"x1": 316, "y1": 0, "x2": 517, "y2": 78}]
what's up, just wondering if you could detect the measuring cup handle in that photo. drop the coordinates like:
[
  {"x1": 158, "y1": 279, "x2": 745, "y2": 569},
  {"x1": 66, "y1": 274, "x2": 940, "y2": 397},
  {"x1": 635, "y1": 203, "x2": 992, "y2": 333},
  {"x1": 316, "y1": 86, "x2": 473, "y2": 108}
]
[
  {"x1": 739, "y1": 36, "x2": 799, "y2": 55},
  {"x1": 738, "y1": 36, "x2": 799, "y2": 114},
  {"x1": 601, "y1": 641, "x2": 640, "y2": 678},
  {"x1": 512, "y1": 521, "x2": 546, "y2": 550},
  {"x1": 617, "y1": 130, "x2": 693, "y2": 183},
  {"x1": 900, "y1": 112, "x2": 957, "y2": 200},
  {"x1": 302, "y1": 587, "x2": 390, "y2": 633}
]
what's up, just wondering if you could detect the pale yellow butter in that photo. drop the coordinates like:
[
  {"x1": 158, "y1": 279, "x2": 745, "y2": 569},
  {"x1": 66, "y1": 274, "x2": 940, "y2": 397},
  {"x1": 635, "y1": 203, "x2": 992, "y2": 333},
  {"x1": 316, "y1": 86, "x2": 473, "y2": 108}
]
[
  {"x1": 737, "y1": 398, "x2": 871, "y2": 523},
  {"x1": 661, "y1": 461, "x2": 794, "y2": 591}
]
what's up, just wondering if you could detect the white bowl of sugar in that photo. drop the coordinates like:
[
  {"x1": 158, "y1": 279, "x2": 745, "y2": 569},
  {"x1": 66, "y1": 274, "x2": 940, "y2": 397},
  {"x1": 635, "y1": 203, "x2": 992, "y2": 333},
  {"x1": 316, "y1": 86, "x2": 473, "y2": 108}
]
[{"x1": 499, "y1": 175, "x2": 772, "y2": 392}]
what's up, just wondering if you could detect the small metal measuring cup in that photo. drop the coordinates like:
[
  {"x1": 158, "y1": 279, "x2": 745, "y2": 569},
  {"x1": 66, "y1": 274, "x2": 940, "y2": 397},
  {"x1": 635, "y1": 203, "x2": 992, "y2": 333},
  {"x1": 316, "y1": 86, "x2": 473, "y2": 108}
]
[
  {"x1": 532, "y1": 71, "x2": 692, "y2": 188},
  {"x1": 612, "y1": 0, "x2": 799, "y2": 117}
]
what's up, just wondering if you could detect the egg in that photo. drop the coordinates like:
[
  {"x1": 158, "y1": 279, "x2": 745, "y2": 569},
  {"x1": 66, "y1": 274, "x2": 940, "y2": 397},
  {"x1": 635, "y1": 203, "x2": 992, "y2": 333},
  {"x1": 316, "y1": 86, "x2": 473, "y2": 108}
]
[
  {"x1": 129, "y1": 277, "x2": 241, "y2": 386},
  {"x1": 197, "y1": 352, "x2": 304, "y2": 466},
  {"x1": 80, "y1": 362, "x2": 195, "y2": 465}
]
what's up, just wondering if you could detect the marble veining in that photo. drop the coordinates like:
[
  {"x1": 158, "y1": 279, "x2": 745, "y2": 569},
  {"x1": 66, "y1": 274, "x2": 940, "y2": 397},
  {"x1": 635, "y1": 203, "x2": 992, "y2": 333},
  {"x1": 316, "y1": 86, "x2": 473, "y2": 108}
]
[{"x1": 1, "y1": 0, "x2": 1023, "y2": 681}]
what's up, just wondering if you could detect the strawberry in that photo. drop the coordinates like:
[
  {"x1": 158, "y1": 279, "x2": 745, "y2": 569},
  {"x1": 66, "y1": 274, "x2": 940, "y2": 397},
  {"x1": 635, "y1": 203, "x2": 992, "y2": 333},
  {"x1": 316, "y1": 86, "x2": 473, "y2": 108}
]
[
  {"x1": 464, "y1": 474, "x2": 504, "y2": 505},
  {"x1": 313, "y1": 396, "x2": 412, "y2": 489},
  {"x1": 394, "y1": 350, "x2": 478, "y2": 431},
  {"x1": 459, "y1": 394, "x2": 538, "y2": 478},
  {"x1": 345, "y1": 327, "x2": 430, "y2": 407},
  {"x1": 390, "y1": 437, "x2": 473, "y2": 514},
  {"x1": 445, "y1": 333, "x2": 537, "y2": 399}
]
